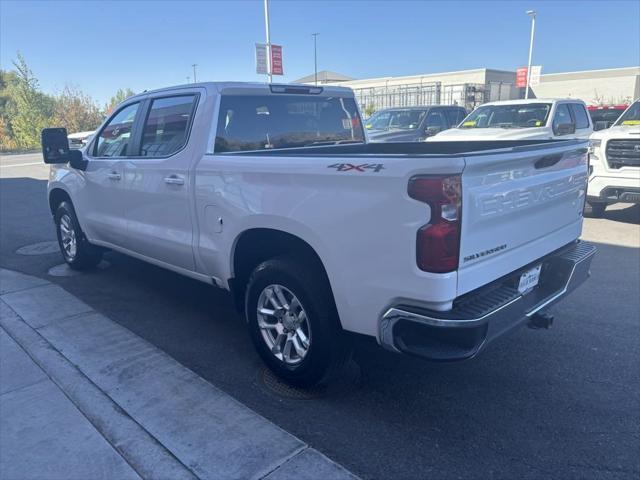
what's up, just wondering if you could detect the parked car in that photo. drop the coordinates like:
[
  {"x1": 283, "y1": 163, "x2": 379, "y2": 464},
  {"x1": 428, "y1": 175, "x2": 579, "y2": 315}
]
[
  {"x1": 588, "y1": 104, "x2": 628, "y2": 131},
  {"x1": 67, "y1": 130, "x2": 95, "y2": 149},
  {"x1": 365, "y1": 106, "x2": 466, "y2": 142},
  {"x1": 586, "y1": 99, "x2": 640, "y2": 216},
  {"x1": 428, "y1": 99, "x2": 593, "y2": 141},
  {"x1": 42, "y1": 82, "x2": 595, "y2": 387}
]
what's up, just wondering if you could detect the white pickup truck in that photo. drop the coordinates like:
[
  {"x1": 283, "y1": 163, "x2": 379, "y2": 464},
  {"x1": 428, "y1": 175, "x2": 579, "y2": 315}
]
[
  {"x1": 429, "y1": 99, "x2": 593, "y2": 141},
  {"x1": 41, "y1": 82, "x2": 595, "y2": 386},
  {"x1": 586, "y1": 99, "x2": 640, "y2": 216}
]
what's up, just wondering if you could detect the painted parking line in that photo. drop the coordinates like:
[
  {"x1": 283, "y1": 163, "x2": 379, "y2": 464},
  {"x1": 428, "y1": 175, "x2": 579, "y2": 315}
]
[{"x1": 1, "y1": 162, "x2": 43, "y2": 168}]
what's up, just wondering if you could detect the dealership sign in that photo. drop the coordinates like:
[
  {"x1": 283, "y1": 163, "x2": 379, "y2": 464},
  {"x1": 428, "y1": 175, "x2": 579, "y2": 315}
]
[
  {"x1": 516, "y1": 66, "x2": 542, "y2": 88},
  {"x1": 270, "y1": 44, "x2": 283, "y2": 75},
  {"x1": 529, "y1": 66, "x2": 542, "y2": 86},
  {"x1": 516, "y1": 67, "x2": 528, "y2": 88},
  {"x1": 255, "y1": 43, "x2": 283, "y2": 76},
  {"x1": 255, "y1": 43, "x2": 268, "y2": 74}
]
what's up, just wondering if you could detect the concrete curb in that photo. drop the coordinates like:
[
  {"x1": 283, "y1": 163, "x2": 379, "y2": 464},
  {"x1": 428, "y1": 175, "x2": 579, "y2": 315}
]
[{"x1": 0, "y1": 268, "x2": 358, "y2": 480}]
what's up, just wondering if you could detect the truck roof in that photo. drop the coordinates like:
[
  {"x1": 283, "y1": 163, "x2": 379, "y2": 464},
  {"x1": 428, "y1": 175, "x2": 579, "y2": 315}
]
[
  {"x1": 128, "y1": 81, "x2": 355, "y2": 100},
  {"x1": 481, "y1": 98, "x2": 586, "y2": 106}
]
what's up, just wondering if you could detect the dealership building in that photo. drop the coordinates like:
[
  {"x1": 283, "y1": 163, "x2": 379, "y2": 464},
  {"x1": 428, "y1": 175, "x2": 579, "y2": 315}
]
[{"x1": 295, "y1": 66, "x2": 640, "y2": 111}]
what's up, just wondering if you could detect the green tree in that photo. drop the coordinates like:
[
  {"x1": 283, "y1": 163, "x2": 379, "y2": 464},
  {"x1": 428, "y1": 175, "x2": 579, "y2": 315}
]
[
  {"x1": 364, "y1": 104, "x2": 376, "y2": 118},
  {"x1": 4, "y1": 53, "x2": 54, "y2": 149},
  {"x1": 105, "y1": 88, "x2": 135, "y2": 114},
  {"x1": 0, "y1": 70, "x2": 19, "y2": 149},
  {"x1": 53, "y1": 85, "x2": 103, "y2": 134}
]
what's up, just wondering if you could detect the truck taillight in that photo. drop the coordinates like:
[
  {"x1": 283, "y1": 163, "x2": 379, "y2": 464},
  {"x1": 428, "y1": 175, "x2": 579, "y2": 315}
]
[{"x1": 408, "y1": 175, "x2": 462, "y2": 273}]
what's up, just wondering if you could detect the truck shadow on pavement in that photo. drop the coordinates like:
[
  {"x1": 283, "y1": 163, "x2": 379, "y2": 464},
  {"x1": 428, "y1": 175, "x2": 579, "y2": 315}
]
[
  {"x1": 585, "y1": 202, "x2": 640, "y2": 224},
  {"x1": 2, "y1": 175, "x2": 639, "y2": 479}
]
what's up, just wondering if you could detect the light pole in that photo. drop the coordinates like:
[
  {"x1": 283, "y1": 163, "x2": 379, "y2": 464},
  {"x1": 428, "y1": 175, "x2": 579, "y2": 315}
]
[
  {"x1": 192, "y1": 64, "x2": 198, "y2": 83},
  {"x1": 263, "y1": 0, "x2": 272, "y2": 83},
  {"x1": 312, "y1": 33, "x2": 319, "y2": 85},
  {"x1": 525, "y1": 10, "x2": 536, "y2": 99}
]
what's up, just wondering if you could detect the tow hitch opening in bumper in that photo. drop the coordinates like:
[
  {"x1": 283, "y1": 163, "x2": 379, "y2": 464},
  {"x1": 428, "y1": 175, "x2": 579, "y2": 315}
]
[{"x1": 379, "y1": 241, "x2": 596, "y2": 362}]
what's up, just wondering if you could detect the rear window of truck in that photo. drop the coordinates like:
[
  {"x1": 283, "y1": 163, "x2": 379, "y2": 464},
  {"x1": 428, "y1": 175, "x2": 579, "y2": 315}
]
[{"x1": 215, "y1": 95, "x2": 365, "y2": 152}]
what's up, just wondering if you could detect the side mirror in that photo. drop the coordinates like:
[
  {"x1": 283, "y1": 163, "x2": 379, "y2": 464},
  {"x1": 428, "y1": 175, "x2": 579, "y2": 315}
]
[
  {"x1": 41, "y1": 128, "x2": 88, "y2": 170},
  {"x1": 425, "y1": 126, "x2": 442, "y2": 136},
  {"x1": 68, "y1": 149, "x2": 88, "y2": 170},
  {"x1": 594, "y1": 120, "x2": 609, "y2": 131},
  {"x1": 41, "y1": 128, "x2": 71, "y2": 164},
  {"x1": 555, "y1": 123, "x2": 576, "y2": 136}
]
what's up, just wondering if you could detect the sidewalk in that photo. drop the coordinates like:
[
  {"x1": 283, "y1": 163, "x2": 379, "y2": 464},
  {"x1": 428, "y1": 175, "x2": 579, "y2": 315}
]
[{"x1": 0, "y1": 268, "x2": 357, "y2": 480}]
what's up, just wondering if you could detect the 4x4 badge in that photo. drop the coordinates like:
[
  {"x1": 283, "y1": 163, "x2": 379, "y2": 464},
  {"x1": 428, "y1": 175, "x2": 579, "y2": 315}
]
[{"x1": 327, "y1": 163, "x2": 385, "y2": 173}]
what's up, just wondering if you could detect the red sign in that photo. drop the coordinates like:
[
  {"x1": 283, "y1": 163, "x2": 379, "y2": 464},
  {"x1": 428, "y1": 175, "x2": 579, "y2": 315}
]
[
  {"x1": 516, "y1": 67, "x2": 528, "y2": 88},
  {"x1": 270, "y1": 44, "x2": 283, "y2": 76}
]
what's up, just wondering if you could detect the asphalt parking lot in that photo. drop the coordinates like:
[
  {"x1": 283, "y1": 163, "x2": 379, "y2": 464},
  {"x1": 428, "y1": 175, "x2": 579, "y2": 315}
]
[{"x1": 1, "y1": 153, "x2": 639, "y2": 479}]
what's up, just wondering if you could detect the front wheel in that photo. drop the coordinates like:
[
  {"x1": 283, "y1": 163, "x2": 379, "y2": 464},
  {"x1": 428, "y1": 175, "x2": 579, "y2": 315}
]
[
  {"x1": 54, "y1": 201, "x2": 102, "y2": 270},
  {"x1": 245, "y1": 255, "x2": 350, "y2": 387}
]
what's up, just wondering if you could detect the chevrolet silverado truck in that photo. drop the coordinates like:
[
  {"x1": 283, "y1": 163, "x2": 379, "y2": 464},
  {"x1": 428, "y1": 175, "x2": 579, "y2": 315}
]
[
  {"x1": 41, "y1": 82, "x2": 595, "y2": 386},
  {"x1": 587, "y1": 99, "x2": 640, "y2": 216}
]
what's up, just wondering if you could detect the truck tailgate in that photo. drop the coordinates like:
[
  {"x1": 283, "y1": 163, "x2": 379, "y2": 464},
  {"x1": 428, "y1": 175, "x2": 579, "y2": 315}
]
[{"x1": 457, "y1": 141, "x2": 589, "y2": 295}]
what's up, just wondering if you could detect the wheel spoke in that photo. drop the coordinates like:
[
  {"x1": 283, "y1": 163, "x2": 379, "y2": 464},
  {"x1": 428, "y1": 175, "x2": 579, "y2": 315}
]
[
  {"x1": 265, "y1": 287, "x2": 282, "y2": 310},
  {"x1": 291, "y1": 335, "x2": 306, "y2": 358},
  {"x1": 257, "y1": 318, "x2": 278, "y2": 330},
  {"x1": 282, "y1": 337, "x2": 293, "y2": 362},
  {"x1": 273, "y1": 285, "x2": 290, "y2": 310},
  {"x1": 258, "y1": 307, "x2": 276, "y2": 317},
  {"x1": 295, "y1": 327, "x2": 309, "y2": 348},
  {"x1": 271, "y1": 333, "x2": 285, "y2": 354}
]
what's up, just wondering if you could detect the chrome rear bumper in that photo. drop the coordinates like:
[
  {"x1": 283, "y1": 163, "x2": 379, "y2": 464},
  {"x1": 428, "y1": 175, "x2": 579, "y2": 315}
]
[{"x1": 379, "y1": 241, "x2": 596, "y2": 361}]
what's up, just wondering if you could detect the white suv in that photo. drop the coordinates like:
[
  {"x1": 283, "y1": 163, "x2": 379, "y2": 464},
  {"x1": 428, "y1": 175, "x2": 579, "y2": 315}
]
[{"x1": 587, "y1": 100, "x2": 640, "y2": 216}]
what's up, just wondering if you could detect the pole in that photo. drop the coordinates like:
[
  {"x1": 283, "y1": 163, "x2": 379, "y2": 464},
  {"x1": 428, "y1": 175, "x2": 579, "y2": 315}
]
[
  {"x1": 263, "y1": 0, "x2": 272, "y2": 83},
  {"x1": 192, "y1": 64, "x2": 198, "y2": 83},
  {"x1": 312, "y1": 33, "x2": 319, "y2": 85},
  {"x1": 525, "y1": 11, "x2": 536, "y2": 99}
]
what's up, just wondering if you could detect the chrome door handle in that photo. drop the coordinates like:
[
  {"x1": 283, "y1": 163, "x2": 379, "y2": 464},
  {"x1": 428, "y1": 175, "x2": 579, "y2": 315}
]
[
  {"x1": 107, "y1": 172, "x2": 121, "y2": 180},
  {"x1": 164, "y1": 175, "x2": 185, "y2": 186}
]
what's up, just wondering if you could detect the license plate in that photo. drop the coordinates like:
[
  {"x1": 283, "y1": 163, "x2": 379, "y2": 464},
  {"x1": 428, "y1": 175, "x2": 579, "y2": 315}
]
[{"x1": 518, "y1": 265, "x2": 542, "y2": 294}]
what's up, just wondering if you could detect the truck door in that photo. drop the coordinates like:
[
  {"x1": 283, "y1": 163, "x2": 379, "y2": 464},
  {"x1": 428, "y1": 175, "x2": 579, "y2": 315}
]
[
  {"x1": 121, "y1": 94, "x2": 199, "y2": 271},
  {"x1": 78, "y1": 101, "x2": 141, "y2": 246}
]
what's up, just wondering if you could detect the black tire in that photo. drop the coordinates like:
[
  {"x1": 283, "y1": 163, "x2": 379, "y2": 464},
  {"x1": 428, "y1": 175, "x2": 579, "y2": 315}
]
[
  {"x1": 587, "y1": 201, "x2": 607, "y2": 218},
  {"x1": 245, "y1": 254, "x2": 350, "y2": 387},
  {"x1": 54, "y1": 201, "x2": 102, "y2": 270}
]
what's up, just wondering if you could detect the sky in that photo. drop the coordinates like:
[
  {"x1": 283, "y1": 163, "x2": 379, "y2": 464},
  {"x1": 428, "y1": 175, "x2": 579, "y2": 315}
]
[{"x1": 1, "y1": 0, "x2": 639, "y2": 105}]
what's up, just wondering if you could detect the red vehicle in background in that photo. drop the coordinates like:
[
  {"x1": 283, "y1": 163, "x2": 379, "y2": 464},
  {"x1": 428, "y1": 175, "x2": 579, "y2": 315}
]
[{"x1": 588, "y1": 104, "x2": 628, "y2": 131}]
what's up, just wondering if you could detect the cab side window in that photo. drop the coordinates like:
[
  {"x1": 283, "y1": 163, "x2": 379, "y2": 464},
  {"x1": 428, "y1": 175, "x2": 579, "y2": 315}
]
[
  {"x1": 140, "y1": 95, "x2": 197, "y2": 157},
  {"x1": 552, "y1": 104, "x2": 573, "y2": 134},
  {"x1": 425, "y1": 111, "x2": 446, "y2": 130},
  {"x1": 94, "y1": 103, "x2": 139, "y2": 157},
  {"x1": 569, "y1": 103, "x2": 590, "y2": 129}
]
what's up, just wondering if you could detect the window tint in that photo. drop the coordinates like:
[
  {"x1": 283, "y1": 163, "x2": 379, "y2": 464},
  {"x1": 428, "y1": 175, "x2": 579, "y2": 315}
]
[
  {"x1": 215, "y1": 95, "x2": 364, "y2": 152},
  {"x1": 140, "y1": 95, "x2": 197, "y2": 156},
  {"x1": 461, "y1": 103, "x2": 551, "y2": 128},
  {"x1": 425, "y1": 111, "x2": 446, "y2": 129},
  {"x1": 366, "y1": 111, "x2": 391, "y2": 130},
  {"x1": 553, "y1": 104, "x2": 573, "y2": 132},
  {"x1": 569, "y1": 103, "x2": 590, "y2": 129},
  {"x1": 95, "y1": 103, "x2": 139, "y2": 157}
]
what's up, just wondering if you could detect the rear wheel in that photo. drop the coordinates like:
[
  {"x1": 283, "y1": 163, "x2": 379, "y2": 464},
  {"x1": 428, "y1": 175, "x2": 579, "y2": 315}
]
[
  {"x1": 587, "y1": 201, "x2": 607, "y2": 218},
  {"x1": 245, "y1": 255, "x2": 350, "y2": 387},
  {"x1": 54, "y1": 201, "x2": 102, "y2": 270}
]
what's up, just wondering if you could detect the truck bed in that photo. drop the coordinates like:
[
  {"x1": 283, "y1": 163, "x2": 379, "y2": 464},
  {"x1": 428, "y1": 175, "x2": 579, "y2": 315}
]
[{"x1": 220, "y1": 139, "x2": 574, "y2": 156}]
